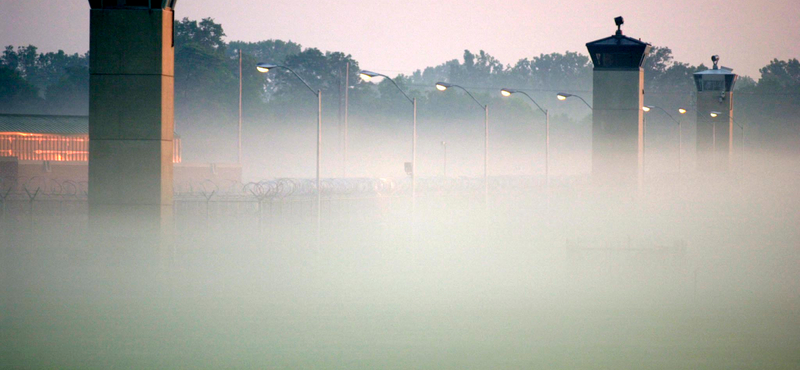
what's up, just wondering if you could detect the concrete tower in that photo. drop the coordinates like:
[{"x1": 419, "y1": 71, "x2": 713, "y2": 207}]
[
  {"x1": 586, "y1": 17, "x2": 651, "y2": 187},
  {"x1": 88, "y1": 0, "x2": 177, "y2": 235},
  {"x1": 694, "y1": 55, "x2": 737, "y2": 172}
]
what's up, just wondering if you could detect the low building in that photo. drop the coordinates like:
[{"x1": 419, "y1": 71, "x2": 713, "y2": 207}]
[{"x1": 0, "y1": 114, "x2": 240, "y2": 186}]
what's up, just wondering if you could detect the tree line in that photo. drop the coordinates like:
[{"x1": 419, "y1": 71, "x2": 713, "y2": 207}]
[{"x1": 1, "y1": 17, "x2": 798, "y2": 132}]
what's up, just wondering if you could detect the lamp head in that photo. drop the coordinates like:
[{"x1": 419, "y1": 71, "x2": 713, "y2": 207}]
[
  {"x1": 556, "y1": 92, "x2": 571, "y2": 101},
  {"x1": 435, "y1": 82, "x2": 451, "y2": 91},
  {"x1": 642, "y1": 106, "x2": 652, "y2": 112},
  {"x1": 678, "y1": 108, "x2": 687, "y2": 114},
  {"x1": 710, "y1": 111, "x2": 720, "y2": 118},
  {"x1": 256, "y1": 62, "x2": 278, "y2": 73},
  {"x1": 359, "y1": 70, "x2": 380, "y2": 82},
  {"x1": 500, "y1": 88, "x2": 515, "y2": 97}
]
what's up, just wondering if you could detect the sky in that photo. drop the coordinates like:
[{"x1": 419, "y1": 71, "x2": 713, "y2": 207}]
[{"x1": 1, "y1": 0, "x2": 798, "y2": 79}]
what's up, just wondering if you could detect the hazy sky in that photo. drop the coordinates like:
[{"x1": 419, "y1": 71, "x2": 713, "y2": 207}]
[{"x1": 1, "y1": 0, "x2": 798, "y2": 78}]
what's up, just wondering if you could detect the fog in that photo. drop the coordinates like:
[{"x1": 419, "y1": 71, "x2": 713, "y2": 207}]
[{"x1": 2, "y1": 133, "x2": 799, "y2": 368}]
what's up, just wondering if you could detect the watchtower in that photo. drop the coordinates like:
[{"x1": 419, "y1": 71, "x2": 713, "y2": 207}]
[
  {"x1": 87, "y1": 0, "x2": 177, "y2": 235},
  {"x1": 694, "y1": 55, "x2": 737, "y2": 172},
  {"x1": 586, "y1": 17, "x2": 651, "y2": 187}
]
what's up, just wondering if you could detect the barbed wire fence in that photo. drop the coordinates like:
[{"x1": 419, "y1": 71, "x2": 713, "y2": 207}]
[{"x1": 0, "y1": 175, "x2": 552, "y2": 232}]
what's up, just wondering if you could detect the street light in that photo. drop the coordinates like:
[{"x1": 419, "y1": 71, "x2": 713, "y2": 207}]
[
  {"x1": 709, "y1": 111, "x2": 720, "y2": 169},
  {"x1": 643, "y1": 105, "x2": 685, "y2": 174},
  {"x1": 678, "y1": 107, "x2": 687, "y2": 173},
  {"x1": 501, "y1": 88, "x2": 551, "y2": 185},
  {"x1": 556, "y1": 92, "x2": 593, "y2": 110},
  {"x1": 441, "y1": 141, "x2": 447, "y2": 177},
  {"x1": 436, "y1": 82, "x2": 489, "y2": 203},
  {"x1": 359, "y1": 70, "x2": 418, "y2": 201},
  {"x1": 641, "y1": 106, "x2": 649, "y2": 177},
  {"x1": 256, "y1": 62, "x2": 322, "y2": 232},
  {"x1": 709, "y1": 111, "x2": 745, "y2": 179}
]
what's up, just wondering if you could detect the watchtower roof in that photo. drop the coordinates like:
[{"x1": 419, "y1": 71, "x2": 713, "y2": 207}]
[
  {"x1": 586, "y1": 18, "x2": 651, "y2": 69},
  {"x1": 88, "y1": 0, "x2": 177, "y2": 9}
]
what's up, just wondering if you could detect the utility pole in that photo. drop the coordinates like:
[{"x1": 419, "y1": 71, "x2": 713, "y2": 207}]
[
  {"x1": 343, "y1": 62, "x2": 349, "y2": 178},
  {"x1": 442, "y1": 141, "x2": 447, "y2": 177},
  {"x1": 238, "y1": 49, "x2": 242, "y2": 165}
]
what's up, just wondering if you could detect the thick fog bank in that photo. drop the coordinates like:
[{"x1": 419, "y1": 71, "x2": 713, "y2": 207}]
[{"x1": 1, "y1": 149, "x2": 799, "y2": 369}]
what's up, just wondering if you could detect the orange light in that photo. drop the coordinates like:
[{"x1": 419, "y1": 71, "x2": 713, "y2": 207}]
[{"x1": 34, "y1": 150, "x2": 88, "y2": 154}]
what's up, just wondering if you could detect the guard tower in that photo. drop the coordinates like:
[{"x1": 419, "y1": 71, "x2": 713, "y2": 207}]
[
  {"x1": 88, "y1": 0, "x2": 177, "y2": 235},
  {"x1": 694, "y1": 55, "x2": 737, "y2": 172},
  {"x1": 586, "y1": 17, "x2": 651, "y2": 187}
]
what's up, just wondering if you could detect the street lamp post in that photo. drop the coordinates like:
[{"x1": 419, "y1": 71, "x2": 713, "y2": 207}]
[
  {"x1": 710, "y1": 111, "x2": 745, "y2": 179},
  {"x1": 678, "y1": 108, "x2": 687, "y2": 174},
  {"x1": 359, "y1": 70, "x2": 417, "y2": 201},
  {"x1": 436, "y1": 82, "x2": 489, "y2": 204},
  {"x1": 710, "y1": 111, "x2": 719, "y2": 169},
  {"x1": 643, "y1": 105, "x2": 687, "y2": 175},
  {"x1": 238, "y1": 49, "x2": 243, "y2": 165},
  {"x1": 441, "y1": 141, "x2": 447, "y2": 177},
  {"x1": 256, "y1": 62, "x2": 322, "y2": 233},
  {"x1": 642, "y1": 106, "x2": 649, "y2": 177},
  {"x1": 501, "y1": 88, "x2": 550, "y2": 185}
]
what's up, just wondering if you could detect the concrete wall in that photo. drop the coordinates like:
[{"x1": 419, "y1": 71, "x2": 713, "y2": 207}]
[
  {"x1": 591, "y1": 69, "x2": 644, "y2": 187},
  {"x1": 88, "y1": 7, "x2": 174, "y2": 234}
]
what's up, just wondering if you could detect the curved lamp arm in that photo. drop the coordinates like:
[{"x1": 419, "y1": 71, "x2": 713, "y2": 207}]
[
  {"x1": 647, "y1": 105, "x2": 680, "y2": 125},
  {"x1": 437, "y1": 82, "x2": 486, "y2": 110},
  {"x1": 709, "y1": 111, "x2": 745, "y2": 129},
  {"x1": 502, "y1": 89, "x2": 547, "y2": 117},
  {"x1": 257, "y1": 62, "x2": 318, "y2": 97},
  {"x1": 557, "y1": 92, "x2": 592, "y2": 110},
  {"x1": 360, "y1": 70, "x2": 413, "y2": 105}
]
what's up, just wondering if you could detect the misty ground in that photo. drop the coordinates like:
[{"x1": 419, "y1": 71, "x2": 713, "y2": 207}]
[{"x1": 1, "y1": 153, "x2": 799, "y2": 369}]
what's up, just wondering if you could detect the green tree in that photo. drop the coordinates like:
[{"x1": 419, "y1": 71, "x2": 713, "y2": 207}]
[
  {"x1": 46, "y1": 65, "x2": 89, "y2": 115},
  {"x1": 756, "y1": 58, "x2": 800, "y2": 92},
  {"x1": 2, "y1": 46, "x2": 89, "y2": 99},
  {"x1": 0, "y1": 65, "x2": 42, "y2": 113},
  {"x1": 228, "y1": 40, "x2": 302, "y2": 66},
  {"x1": 524, "y1": 51, "x2": 591, "y2": 91},
  {"x1": 174, "y1": 18, "x2": 226, "y2": 52},
  {"x1": 173, "y1": 17, "x2": 237, "y2": 118},
  {"x1": 268, "y1": 48, "x2": 360, "y2": 109}
]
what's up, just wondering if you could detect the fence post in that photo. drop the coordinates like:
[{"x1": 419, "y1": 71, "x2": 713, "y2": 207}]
[
  {"x1": 24, "y1": 186, "x2": 40, "y2": 229},
  {"x1": 202, "y1": 190, "x2": 215, "y2": 226},
  {"x1": 0, "y1": 187, "x2": 11, "y2": 221}
]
